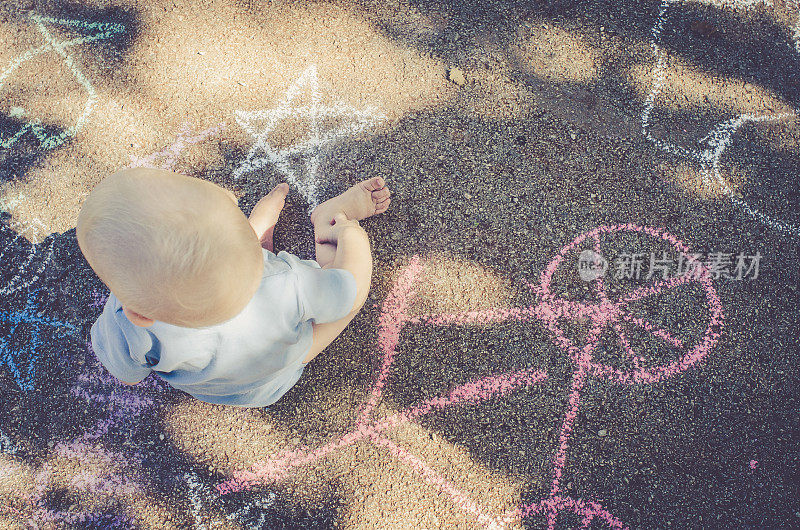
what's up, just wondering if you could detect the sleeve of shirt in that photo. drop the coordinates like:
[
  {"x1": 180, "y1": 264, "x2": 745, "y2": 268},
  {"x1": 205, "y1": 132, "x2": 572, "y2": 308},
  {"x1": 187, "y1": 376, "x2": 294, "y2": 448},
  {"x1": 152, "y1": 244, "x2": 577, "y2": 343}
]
[
  {"x1": 90, "y1": 296, "x2": 152, "y2": 384},
  {"x1": 278, "y1": 252, "x2": 358, "y2": 325}
]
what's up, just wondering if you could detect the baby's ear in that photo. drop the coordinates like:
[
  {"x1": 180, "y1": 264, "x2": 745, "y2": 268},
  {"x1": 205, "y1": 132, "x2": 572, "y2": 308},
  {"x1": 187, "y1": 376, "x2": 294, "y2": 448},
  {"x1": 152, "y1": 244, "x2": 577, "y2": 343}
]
[{"x1": 122, "y1": 305, "x2": 155, "y2": 327}]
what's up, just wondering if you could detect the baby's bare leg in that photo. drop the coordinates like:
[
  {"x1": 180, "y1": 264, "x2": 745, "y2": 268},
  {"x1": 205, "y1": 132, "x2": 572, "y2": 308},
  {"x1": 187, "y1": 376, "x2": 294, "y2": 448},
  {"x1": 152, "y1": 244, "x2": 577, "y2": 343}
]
[
  {"x1": 248, "y1": 183, "x2": 289, "y2": 251},
  {"x1": 304, "y1": 310, "x2": 356, "y2": 364},
  {"x1": 304, "y1": 180, "x2": 388, "y2": 362},
  {"x1": 311, "y1": 204, "x2": 336, "y2": 267}
]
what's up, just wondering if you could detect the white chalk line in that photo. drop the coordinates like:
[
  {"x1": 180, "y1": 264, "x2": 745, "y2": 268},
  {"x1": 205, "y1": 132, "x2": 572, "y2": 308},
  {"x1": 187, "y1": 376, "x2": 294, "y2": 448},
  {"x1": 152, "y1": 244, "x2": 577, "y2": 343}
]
[
  {"x1": 0, "y1": 218, "x2": 54, "y2": 296},
  {"x1": 128, "y1": 121, "x2": 225, "y2": 171},
  {"x1": 184, "y1": 472, "x2": 211, "y2": 530},
  {"x1": 187, "y1": 471, "x2": 269, "y2": 528},
  {"x1": 642, "y1": 0, "x2": 800, "y2": 237},
  {"x1": 0, "y1": 192, "x2": 26, "y2": 213},
  {"x1": 0, "y1": 430, "x2": 19, "y2": 456},
  {"x1": 226, "y1": 491, "x2": 276, "y2": 526},
  {"x1": 790, "y1": 0, "x2": 800, "y2": 53},
  {"x1": 0, "y1": 13, "x2": 124, "y2": 150},
  {"x1": 234, "y1": 64, "x2": 385, "y2": 210}
]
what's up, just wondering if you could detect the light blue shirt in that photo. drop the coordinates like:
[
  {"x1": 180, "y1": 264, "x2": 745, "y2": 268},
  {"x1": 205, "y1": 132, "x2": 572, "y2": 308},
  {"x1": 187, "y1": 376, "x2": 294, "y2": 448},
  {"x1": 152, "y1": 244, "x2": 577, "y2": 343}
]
[{"x1": 90, "y1": 249, "x2": 358, "y2": 407}]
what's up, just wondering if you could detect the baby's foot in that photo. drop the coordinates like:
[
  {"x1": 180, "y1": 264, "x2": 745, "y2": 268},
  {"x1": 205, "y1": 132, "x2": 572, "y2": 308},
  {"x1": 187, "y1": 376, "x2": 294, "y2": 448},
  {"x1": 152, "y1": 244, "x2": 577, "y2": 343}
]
[
  {"x1": 311, "y1": 177, "x2": 391, "y2": 225},
  {"x1": 250, "y1": 183, "x2": 290, "y2": 251},
  {"x1": 251, "y1": 183, "x2": 289, "y2": 228}
]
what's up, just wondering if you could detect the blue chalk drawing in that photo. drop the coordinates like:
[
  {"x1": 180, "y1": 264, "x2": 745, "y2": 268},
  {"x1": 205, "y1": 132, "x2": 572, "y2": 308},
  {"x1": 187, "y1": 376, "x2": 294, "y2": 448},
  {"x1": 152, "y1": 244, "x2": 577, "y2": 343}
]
[
  {"x1": 0, "y1": 13, "x2": 125, "y2": 150},
  {"x1": 0, "y1": 288, "x2": 77, "y2": 392}
]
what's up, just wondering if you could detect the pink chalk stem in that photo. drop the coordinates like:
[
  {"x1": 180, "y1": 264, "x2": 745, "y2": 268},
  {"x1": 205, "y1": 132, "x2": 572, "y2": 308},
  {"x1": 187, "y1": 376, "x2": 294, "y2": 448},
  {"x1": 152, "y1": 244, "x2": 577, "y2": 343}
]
[
  {"x1": 547, "y1": 325, "x2": 603, "y2": 514},
  {"x1": 358, "y1": 257, "x2": 425, "y2": 424}
]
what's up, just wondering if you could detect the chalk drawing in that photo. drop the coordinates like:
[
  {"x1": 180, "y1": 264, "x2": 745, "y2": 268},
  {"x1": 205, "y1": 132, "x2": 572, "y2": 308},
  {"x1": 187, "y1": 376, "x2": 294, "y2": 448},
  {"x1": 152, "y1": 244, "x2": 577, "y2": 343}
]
[
  {"x1": 186, "y1": 471, "x2": 261, "y2": 528},
  {"x1": 185, "y1": 472, "x2": 211, "y2": 530},
  {"x1": 16, "y1": 340, "x2": 167, "y2": 527},
  {"x1": 0, "y1": 219, "x2": 55, "y2": 295},
  {"x1": 0, "y1": 13, "x2": 125, "y2": 150},
  {"x1": 33, "y1": 510, "x2": 132, "y2": 528},
  {"x1": 58, "y1": 441, "x2": 142, "y2": 501},
  {"x1": 22, "y1": 462, "x2": 134, "y2": 528},
  {"x1": 0, "y1": 214, "x2": 50, "y2": 246},
  {"x1": 0, "y1": 192, "x2": 25, "y2": 214},
  {"x1": 1, "y1": 214, "x2": 50, "y2": 248},
  {"x1": 71, "y1": 342, "x2": 166, "y2": 446},
  {"x1": 791, "y1": 0, "x2": 800, "y2": 53},
  {"x1": 71, "y1": 468, "x2": 139, "y2": 496},
  {"x1": 0, "y1": 211, "x2": 54, "y2": 309},
  {"x1": 0, "y1": 430, "x2": 19, "y2": 455},
  {"x1": 215, "y1": 253, "x2": 548, "y2": 525},
  {"x1": 89, "y1": 287, "x2": 109, "y2": 311},
  {"x1": 1, "y1": 331, "x2": 160, "y2": 525},
  {"x1": 226, "y1": 491, "x2": 277, "y2": 527},
  {"x1": 0, "y1": 288, "x2": 78, "y2": 392},
  {"x1": 215, "y1": 224, "x2": 723, "y2": 528},
  {"x1": 234, "y1": 64, "x2": 385, "y2": 210},
  {"x1": 1, "y1": 454, "x2": 136, "y2": 527},
  {"x1": 494, "y1": 225, "x2": 723, "y2": 529},
  {"x1": 700, "y1": 0, "x2": 772, "y2": 8},
  {"x1": 129, "y1": 121, "x2": 225, "y2": 171},
  {"x1": 642, "y1": 0, "x2": 800, "y2": 236}
]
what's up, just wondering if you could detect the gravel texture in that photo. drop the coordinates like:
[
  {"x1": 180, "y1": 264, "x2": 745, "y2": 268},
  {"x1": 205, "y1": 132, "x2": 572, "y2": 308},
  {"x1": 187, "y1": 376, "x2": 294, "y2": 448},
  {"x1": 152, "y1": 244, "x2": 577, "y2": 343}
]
[{"x1": 1, "y1": 0, "x2": 799, "y2": 528}]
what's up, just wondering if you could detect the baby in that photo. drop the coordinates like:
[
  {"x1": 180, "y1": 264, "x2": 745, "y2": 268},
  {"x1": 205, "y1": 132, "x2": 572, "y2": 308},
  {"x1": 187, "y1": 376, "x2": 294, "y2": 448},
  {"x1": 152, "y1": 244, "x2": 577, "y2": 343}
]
[{"x1": 76, "y1": 167, "x2": 390, "y2": 407}]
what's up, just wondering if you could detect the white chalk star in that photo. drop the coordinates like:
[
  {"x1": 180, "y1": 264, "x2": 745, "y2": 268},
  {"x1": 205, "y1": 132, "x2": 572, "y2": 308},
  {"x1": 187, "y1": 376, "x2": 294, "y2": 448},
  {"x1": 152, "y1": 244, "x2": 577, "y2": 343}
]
[{"x1": 233, "y1": 65, "x2": 384, "y2": 209}]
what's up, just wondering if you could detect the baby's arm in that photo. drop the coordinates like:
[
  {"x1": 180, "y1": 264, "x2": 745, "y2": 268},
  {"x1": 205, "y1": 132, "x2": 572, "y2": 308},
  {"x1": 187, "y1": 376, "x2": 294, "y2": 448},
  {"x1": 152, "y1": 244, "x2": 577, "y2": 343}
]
[
  {"x1": 303, "y1": 215, "x2": 372, "y2": 363},
  {"x1": 326, "y1": 220, "x2": 371, "y2": 311}
]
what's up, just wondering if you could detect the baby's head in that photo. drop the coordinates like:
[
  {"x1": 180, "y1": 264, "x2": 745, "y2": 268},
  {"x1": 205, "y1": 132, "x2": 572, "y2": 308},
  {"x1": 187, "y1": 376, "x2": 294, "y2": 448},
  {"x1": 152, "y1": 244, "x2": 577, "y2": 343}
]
[{"x1": 77, "y1": 168, "x2": 263, "y2": 329}]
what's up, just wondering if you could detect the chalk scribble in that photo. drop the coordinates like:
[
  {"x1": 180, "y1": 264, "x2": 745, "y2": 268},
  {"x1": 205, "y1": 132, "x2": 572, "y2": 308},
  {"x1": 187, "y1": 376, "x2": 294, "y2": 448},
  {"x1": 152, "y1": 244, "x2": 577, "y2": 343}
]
[
  {"x1": 1, "y1": 218, "x2": 55, "y2": 298},
  {"x1": 0, "y1": 288, "x2": 78, "y2": 392},
  {"x1": 0, "y1": 192, "x2": 26, "y2": 214},
  {"x1": 129, "y1": 122, "x2": 225, "y2": 171}
]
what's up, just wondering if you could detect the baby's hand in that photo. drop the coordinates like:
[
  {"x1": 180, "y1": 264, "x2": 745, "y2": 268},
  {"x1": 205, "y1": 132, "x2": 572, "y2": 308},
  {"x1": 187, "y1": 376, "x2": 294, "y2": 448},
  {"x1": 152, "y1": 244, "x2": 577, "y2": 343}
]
[{"x1": 315, "y1": 213, "x2": 363, "y2": 245}]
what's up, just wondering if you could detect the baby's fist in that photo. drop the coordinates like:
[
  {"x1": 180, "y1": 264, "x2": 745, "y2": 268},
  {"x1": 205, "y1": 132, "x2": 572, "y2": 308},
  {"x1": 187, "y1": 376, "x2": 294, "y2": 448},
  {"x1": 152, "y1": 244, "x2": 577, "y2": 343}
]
[{"x1": 316, "y1": 213, "x2": 362, "y2": 244}]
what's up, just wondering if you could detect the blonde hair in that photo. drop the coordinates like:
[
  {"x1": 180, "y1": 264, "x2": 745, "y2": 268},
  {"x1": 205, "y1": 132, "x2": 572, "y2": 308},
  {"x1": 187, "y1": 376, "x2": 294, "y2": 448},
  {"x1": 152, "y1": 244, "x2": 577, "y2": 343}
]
[{"x1": 76, "y1": 168, "x2": 263, "y2": 328}]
